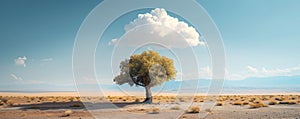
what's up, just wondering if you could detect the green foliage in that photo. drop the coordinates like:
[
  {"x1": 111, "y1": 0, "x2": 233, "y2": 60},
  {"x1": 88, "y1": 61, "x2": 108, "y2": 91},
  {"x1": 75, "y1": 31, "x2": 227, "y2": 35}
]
[{"x1": 113, "y1": 50, "x2": 176, "y2": 87}]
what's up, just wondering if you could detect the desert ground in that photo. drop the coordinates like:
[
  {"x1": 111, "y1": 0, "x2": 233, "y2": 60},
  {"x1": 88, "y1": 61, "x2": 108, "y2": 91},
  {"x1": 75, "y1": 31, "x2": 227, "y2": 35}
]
[{"x1": 0, "y1": 92, "x2": 300, "y2": 119}]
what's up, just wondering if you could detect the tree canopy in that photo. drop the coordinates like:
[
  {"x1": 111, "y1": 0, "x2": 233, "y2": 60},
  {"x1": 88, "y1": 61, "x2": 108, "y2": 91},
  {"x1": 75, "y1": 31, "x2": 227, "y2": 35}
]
[{"x1": 113, "y1": 50, "x2": 177, "y2": 87}]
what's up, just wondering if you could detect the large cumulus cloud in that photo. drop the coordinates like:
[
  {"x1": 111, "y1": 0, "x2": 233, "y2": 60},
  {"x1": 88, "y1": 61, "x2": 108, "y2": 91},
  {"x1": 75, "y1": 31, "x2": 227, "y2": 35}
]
[{"x1": 109, "y1": 8, "x2": 205, "y2": 48}]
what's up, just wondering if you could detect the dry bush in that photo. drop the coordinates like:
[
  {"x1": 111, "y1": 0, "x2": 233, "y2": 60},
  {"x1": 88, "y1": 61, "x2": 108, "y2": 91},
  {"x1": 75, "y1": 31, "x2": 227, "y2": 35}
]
[
  {"x1": 205, "y1": 108, "x2": 212, "y2": 112},
  {"x1": 274, "y1": 97, "x2": 284, "y2": 101},
  {"x1": 30, "y1": 106, "x2": 41, "y2": 109},
  {"x1": 186, "y1": 106, "x2": 200, "y2": 113},
  {"x1": 242, "y1": 101, "x2": 249, "y2": 105},
  {"x1": 279, "y1": 100, "x2": 298, "y2": 105},
  {"x1": 215, "y1": 102, "x2": 224, "y2": 106},
  {"x1": 70, "y1": 103, "x2": 82, "y2": 107},
  {"x1": 179, "y1": 98, "x2": 186, "y2": 102},
  {"x1": 148, "y1": 107, "x2": 160, "y2": 114},
  {"x1": 249, "y1": 100, "x2": 267, "y2": 109},
  {"x1": 232, "y1": 101, "x2": 243, "y2": 106},
  {"x1": 6, "y1": 100, "x2": 14, "y2": 106},
  {"x1": 170, "y1": 106, "x2": 181, "y2": 110},
  {"x1": 0, "y1": 98, "x2": 8, "y2": 103},
  {"x1": 135, "y1": 98, "x2": 140, "y2": 103},
  {"x1": 61, "y1": 110, "x2": 73, "y2": 117},
  {"x1": 20, "y1": 112, "x2": 27, "y2": 117},
  {"x1": 268, "y1": 100, "x2": 278, "y2": 105},
  {"x1": 127, "y1": 108, "x2": 143, "y2": 112}
]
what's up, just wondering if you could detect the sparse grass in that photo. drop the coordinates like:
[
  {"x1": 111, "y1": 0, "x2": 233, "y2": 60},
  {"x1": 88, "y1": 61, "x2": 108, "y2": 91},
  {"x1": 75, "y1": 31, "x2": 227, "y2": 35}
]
[{"x1": 186, "y1": 106, "x2": 200, "y2": 113}]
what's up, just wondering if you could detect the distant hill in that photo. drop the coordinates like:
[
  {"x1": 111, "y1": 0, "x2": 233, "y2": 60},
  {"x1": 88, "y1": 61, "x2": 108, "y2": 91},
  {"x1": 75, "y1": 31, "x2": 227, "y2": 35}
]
[
  {"x1": 1, "y1": 75, "x2": 299, "y2": 93},
  {"x1": 223, "y1": 75, "x2": 300, "y2": 88}
]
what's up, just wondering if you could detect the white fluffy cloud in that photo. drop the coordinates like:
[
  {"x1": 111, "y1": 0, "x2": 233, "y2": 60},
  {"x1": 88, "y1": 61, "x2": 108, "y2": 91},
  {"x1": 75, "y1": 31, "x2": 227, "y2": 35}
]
[
  {"x1": 15, "y1": 56, "x2": 27, "y2": 67},
  {"x1": 10, "y1": 74, "x2": 23, "y2": 81},
  {"x1": 109, "y1": 8, "x2": 205, "y2": 48}
]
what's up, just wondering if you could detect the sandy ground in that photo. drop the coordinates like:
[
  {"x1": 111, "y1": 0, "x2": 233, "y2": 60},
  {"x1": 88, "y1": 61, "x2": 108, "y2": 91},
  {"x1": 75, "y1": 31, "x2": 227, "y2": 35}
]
[{"x1": 0, "y1": 92, "x2": 300, "y2": 119}]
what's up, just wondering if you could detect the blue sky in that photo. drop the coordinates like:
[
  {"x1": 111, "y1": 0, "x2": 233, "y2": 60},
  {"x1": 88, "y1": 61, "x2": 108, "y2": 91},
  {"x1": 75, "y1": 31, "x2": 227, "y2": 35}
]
[{"x1": 0, "y1": 0, "x2": 299, "y2": 91}]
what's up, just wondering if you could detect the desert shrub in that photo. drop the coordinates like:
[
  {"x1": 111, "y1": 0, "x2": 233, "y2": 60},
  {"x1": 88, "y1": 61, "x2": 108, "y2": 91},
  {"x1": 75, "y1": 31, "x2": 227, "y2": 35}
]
[
  {"x1": 137, "y1": 108, "x2": 146, "y2": 112},
  {"x1": 38, "y1": 97, "x2": 43, "y2": 100},
  {"x1": 135, "y1": 98, "x2": 140, "y2": 103},
  {"x1": 0, "y1": 98, "x2": 8, "y2": 103},
  {"x1": 20, "y1": 112, "x2": 27, "y2": 117},
  {"x1": 170, "y1": 106, "x2": 181, "y2": 110},
  {"x1": 274, "y1": 97, "x2": 283, "y2": 101},
  {"x1": 215, "y1": 102, "x2": 224, "y2": 106},
  {"x1": 288, "y1": 100, "x2": 297, "y2": 104},
  {"x1": 70, "y1": 103, "x2": 82, "y2": 107},
  {"x1": 279, "y1": 100, "x2": 297, "y2": 105},
  {"x1": 205, "y1": 108, "x2": 212, "y2": 112},
  {"x1": 268, "y1": 100, "x2": 278, "y2": 105},
  {"x1": 6, "y1": 100, "x2": 14, "y2": 106},
  {"x1": 179, "y1": 98, "x2": 186, "y2": 102},
  {"x1": 186, "y1": 106, "x2": 200, "y2": 113},
  {"x1": 30, "y1": 106, "x2": 41, "y2": 109},
  {"x1": 232, "y1": 101, "x2": 243, "y2": 106},
  {"x1": 148, "y1": 107, "x2": 160, "y2": 114},
  {"x1": 243, "y1": 101, "x2": 249, "y2": 105},
  {"x1": 69, "y1": 97, "x2": 75, "y2": 102},
  {"x1": 61, "y1": 110, "x2": 73, "y2": 117},
  {"x1": 249, "y1": 101, "x2": 267, "y2": 109}
]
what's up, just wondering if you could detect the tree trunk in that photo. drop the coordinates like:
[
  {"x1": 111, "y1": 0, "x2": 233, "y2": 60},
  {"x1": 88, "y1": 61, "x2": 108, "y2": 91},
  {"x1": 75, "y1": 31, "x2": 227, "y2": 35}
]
[{"x1": 143, "y1": 86, "x2": 152, "y2": 104}]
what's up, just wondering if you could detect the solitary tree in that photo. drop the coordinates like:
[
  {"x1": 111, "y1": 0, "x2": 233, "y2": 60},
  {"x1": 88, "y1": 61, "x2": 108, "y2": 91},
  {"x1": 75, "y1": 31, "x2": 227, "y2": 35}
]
[{"x1": 113, "y1": 50, "x2": 177, "y2": 103}]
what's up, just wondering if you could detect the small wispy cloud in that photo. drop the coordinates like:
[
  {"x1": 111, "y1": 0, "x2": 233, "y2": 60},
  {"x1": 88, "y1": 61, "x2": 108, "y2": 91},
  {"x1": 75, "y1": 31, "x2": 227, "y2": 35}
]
[
  {"x1": 41, "y1": 58, "x2": 53, "y2": 62},
  {"x1": 246, "y1": 66, "x2": 258, "y2": 73},
  {"x1": 227, "y1": 65, "x2": 300, "y2": 80},
  {"x1": 15, "y1": 56, "x2": 27, "y2": 67},
  {"x1": 10, "y1": 74, "x2": 23, "y2": 81},
  {"x1": 179, "y1": 65, "x2": 300, "y2": 80},
  {"x1": 108, "y1": 39, "x2": 118, "y2": 46}
]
